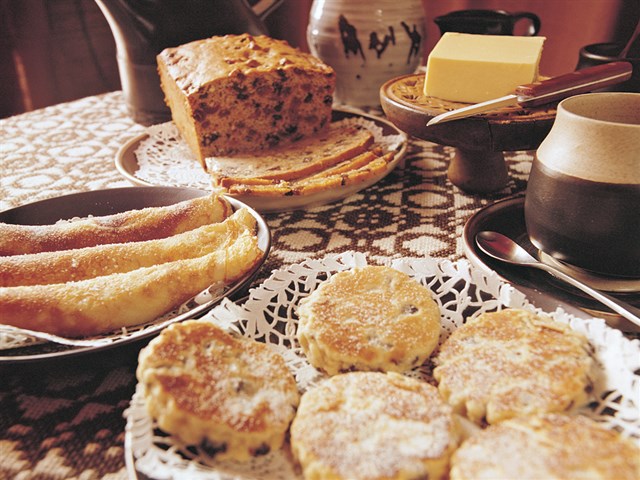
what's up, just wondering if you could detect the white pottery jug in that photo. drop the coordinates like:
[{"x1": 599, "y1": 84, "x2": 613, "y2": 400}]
[{"x1": 307, "y1": 0, "x2": 425, "y2": 109}]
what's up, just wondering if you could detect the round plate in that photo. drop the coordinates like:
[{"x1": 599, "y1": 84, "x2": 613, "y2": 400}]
[
  {"x1": 463, "y1": 195, "x2": 640, "y2": 332},
  {"x1": 0, "y1": 187, "x2": 271, "y2": 363},
  {"x1": 380, "y1": 73, "x2": 556, "y2": 151},
  {"x1": 115, "y1": 108, "x2": 408, "y2": 213}
]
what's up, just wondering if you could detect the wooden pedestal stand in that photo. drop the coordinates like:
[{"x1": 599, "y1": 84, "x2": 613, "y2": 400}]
[{"x1": 380, "y1": 74, "x2": 557, "y2": 193}]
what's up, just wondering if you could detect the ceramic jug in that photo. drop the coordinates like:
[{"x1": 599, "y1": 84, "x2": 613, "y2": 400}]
[
  {"x1": 307, "y1": 0, "x2": 425, "y2": 109},
  {"x1": 95, "y1": 0, "x2": 282, "y2": 125}
]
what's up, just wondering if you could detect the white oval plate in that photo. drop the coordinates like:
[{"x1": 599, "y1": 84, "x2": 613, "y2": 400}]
[{"x1": 115, "y1": 108, "x2": 408, "y2": 213}]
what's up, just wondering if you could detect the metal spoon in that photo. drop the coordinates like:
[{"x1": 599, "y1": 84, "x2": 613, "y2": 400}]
[{"x1": 475, "y1": 231, "x2": 640, "y2": 327}]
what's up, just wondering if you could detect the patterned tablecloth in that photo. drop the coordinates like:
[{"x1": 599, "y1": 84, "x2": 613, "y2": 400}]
[{"x1": 0, "y1": 91, "x2": 531, "y2": 479}]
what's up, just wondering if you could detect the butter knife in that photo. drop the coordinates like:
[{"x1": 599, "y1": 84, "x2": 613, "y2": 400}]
[{"x1": 426, "y1": 61, "x2": 633, "y2": 126}]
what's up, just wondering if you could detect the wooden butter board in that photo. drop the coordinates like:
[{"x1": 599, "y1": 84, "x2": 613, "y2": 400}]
[{"x1": 380, "y1": 74, "x2": 557, "y2": 192}]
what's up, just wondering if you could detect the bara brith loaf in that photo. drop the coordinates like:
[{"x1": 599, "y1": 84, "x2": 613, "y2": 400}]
[{"x1": 157, "y1": 34, "x2": 337, "y2": 168}]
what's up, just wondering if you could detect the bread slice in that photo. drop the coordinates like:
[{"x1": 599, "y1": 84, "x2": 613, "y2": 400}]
[
  {"x1": 225, "y1": 151, "x2": 396, "y2": 197},
  {"x1": 208, "y1": 121, "x2": 374, "y2": 186}
]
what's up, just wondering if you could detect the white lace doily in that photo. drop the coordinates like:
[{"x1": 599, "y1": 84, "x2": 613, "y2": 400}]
[
  {"x1": 134, "y1": 122, "x2": 212, "y2": 189},
  {"x1": 125, "y1": 252, "x2": 640, "y2": 480}
]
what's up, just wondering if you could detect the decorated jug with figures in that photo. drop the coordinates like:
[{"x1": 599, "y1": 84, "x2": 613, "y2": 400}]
[{"x1": 307, "y1": 0, "x2": 425, "y2": 108}]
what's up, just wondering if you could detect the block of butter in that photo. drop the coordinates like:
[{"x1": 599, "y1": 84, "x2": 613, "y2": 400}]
[{"x1": 424, "y1": 32, "x2": 545, "y2": 103}]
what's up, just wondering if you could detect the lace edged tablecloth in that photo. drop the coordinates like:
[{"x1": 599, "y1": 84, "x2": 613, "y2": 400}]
[{"x1": 1, "y1": 91, "x2": 536, "y2": 479}]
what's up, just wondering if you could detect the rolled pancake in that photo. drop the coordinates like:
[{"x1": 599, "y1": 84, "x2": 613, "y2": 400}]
[
  {"x1": 0, "y1": 194, "x2": 232, "y2": 256},
  {"x1": 0, "y1": 230, "x2": 262, "y2": 337},
  {"x1": 0, "y1": 208, "x2": 256, "y2": 287}
]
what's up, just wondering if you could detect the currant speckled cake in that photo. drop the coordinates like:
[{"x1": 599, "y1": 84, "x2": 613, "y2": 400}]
[
  {"x1": 296, "y1": 265, "x2": 441, "y2": 375},
  {"x1": 157, "y1": 34, "x2": 336, "y2": 167},
  {"x1": 433, "y1": 309, "x2": 597, "y2": 425},
  {"x1": 290, "y1": 371, "x2": 460, "y2": 480},
  {"x1": 136, "y1": 320, "x2": 300, "y2": 461},
  {"x1": 450, "y1": 413, "x2": 640, "y2": 480}
]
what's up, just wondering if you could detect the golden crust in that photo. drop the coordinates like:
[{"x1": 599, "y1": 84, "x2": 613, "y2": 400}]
[
  {"x1": 0, "y1": 230, "x2": 262, "y2": 337},
  {"x1": 157, "y1": 34, "x2": 336, "y2": 163},
  {"x1": 0, "y1": 194, "x2": 231, "y2": 256},
  {"x1": 137, "y1": 320, "x2": 300, "y2": 461},
  {"x1": 433, "y1": 309, "x2": 596, "y2": 425},
  {"x1": 296, "y1": 266, "x2": 441, "y2": 375},
  {"x1": 0, "y1": 208, "x2": 255, "y2": 287},
  {"x1": 290, "y1": 372, "x2": 459, "y2": 480},
  {"x1": 159, "y1": 34, "x2": 334, "y2": 94},
  {"x1": 450, "y1": 413, "x2": 640, "y2": 480}
]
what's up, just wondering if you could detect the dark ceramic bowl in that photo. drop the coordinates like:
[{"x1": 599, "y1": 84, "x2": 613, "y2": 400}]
[{"x1": 577, "y1": 42, "x2": 640, "y2": 92}]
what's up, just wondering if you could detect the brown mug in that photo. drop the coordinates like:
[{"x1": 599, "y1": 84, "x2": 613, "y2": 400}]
[
  {"x1": 434, "y1": 9, "x2": 541, "y2": 36},
  {"x1": 525, "y1": 93, "x2": 640, "y2": 278}
]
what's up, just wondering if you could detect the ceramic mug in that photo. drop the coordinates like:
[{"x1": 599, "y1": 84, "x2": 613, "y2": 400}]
[
  {"x1": 434, "y1": 9, "x2": 541, "y2": 36},
  {"x1": 577, "y1": 42, "x2": 640, "y2": 92},
  {"x1": 307, "y1": 0, "x2": 425, "y2": 108},
  {"x1": 524, "y1": 93, "x2": 640, "y2": 278}
]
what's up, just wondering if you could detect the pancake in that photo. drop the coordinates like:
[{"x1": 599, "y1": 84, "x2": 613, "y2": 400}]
[
  {"x1": 0, "y1": 229, "x2": 262, "y2": 337},
  {"x1": 290, "y1": 371, "x2": 460, "y2": 480},
  {"x1": 0, "y1": 208, "x2": 256, "y2": 287},
  {"x1": 433, "y1": 309, "x2": 596, "y2": 425},
  {"x1": 450, "y1": 413, "x2": 640, "y2": 480},
  {"x1": 296, "y1": 265, "x2": 441, "y2": 375},
  {"x1": 0, "y1": 193, "x2": 231, "y2": 256},
  {"x1": 137, "y1": 320, "x2": 300, "y2": 461}
]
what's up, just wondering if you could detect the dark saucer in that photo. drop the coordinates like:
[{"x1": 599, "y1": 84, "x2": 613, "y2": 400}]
[{"x1": 463, "y1": 195, "x2": 640, "y2": 332}]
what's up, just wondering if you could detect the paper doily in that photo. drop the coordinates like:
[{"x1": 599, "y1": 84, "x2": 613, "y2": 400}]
[{"x1": 125, "y1": 252, "x2": 640, "y2": 480}]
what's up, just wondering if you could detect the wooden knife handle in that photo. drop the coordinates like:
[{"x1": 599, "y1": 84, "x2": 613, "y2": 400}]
[{"x1": 516, "y1": 61, "x2": 633, "y2": 107}]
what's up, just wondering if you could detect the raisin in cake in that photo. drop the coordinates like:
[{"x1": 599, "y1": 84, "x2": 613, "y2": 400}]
[
  {"x1": 296, "y1": 266, "x2": 441, "y2": 375},
  {"x1": 290, "y1": 372, "x2": 460, "y2": 480},
  {"x1": 137, "y1": 320, "x2": 300, "y2": 461},
  {"x1": 157, "y1": 34, "x2": 336, "y2": 167}
]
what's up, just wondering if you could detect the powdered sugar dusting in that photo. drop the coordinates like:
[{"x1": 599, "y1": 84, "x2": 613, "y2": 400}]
[
  {"x1": 125, "y1": 252, "x2": 640, "y2": 480},
  {"x1": 291, "y1": 372, "x2": 457, "y2": 479}
]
